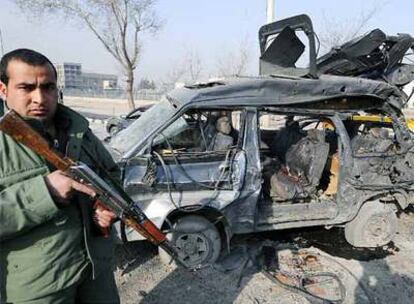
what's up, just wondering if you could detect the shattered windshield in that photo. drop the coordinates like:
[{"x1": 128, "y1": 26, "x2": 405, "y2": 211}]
[{"x1": 109, "y1": 96, "x2": 185, "y2": 156}]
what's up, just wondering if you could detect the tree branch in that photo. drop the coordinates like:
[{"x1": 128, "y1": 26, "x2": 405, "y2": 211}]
[{"x1": 13, "y1": 0, "x2": 162, "y2": 109}]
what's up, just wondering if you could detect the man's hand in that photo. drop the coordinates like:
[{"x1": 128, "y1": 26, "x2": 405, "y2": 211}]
[
  {"x1": 94, "y1": 205, "x2": 117, "y2": 229},
  {"x1": 44, "y1": 170, "x2": 96, "y2": 206}
]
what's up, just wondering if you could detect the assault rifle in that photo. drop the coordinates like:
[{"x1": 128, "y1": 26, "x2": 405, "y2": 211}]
[{"x1": 0, "y1": 110, "x2": 186, "y2": 267}]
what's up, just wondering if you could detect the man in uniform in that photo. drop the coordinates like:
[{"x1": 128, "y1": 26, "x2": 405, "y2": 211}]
[{"x1": 0, "y1": 49, "x2": 119, "y2": 303}]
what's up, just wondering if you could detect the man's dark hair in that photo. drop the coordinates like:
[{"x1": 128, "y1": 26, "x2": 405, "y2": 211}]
[{"x1": 0, "y1": 48, "x2": 57, "y2": 85}]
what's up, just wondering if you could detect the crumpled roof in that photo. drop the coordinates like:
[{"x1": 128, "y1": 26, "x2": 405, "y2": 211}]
[{"x1": 168, "y1": 74, "x2": 404, "y2": 110}]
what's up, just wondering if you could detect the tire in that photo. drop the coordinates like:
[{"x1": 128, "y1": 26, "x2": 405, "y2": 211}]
[
  {"x1": 344, "y1": 200, "x2": 397, "y2": 248},
  {"x1": 108, "y1": 125, "x2": 120, "y2": 136},
  {"x1": 158, "y1": 215, "x2": 222, "y2": 268}
]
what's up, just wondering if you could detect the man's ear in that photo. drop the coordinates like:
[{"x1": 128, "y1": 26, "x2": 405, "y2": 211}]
[{"x1": 0, "y1": 81, "x2": 7, "y2": 100}]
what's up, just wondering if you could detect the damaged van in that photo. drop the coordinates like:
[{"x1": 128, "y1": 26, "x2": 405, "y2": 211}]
[{"x1": 109, "y1": 15, "x2": 414, "y2": 267}]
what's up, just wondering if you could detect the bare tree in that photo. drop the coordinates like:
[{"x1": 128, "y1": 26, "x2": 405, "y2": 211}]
[
  {"x1": 319, "y1": 4, "x2": 383, "y2": 53},
  {"x1": 185, "y1": 50, "x2": 203, "y2": 83},
  {"x1": 162, "y1": 37, "x2": 252, "y2": 88},
  {"x1": 14, "y1": 0, "x2": 161, "y2": 110},
  {"x1": 215, "y1": 37, "x2": 251, "y2": 77},
  {"x1": 161, "y1": 62, "x2": 186, "y2": 91},
  {"x1": 161, "y1": 49, "x2": 203, "y2": 90}
]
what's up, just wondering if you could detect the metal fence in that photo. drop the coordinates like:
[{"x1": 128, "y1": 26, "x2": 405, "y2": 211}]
[{"x1": 62, "y1": 88, "x2": 163, "y2": 101}]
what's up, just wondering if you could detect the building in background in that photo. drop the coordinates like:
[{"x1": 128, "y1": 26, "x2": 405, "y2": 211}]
[
  {"x1": 55, "y1": 62, "x2": 118, "y2": 91},
  {"x1": 54, "y1": 62, "x2": 161, "y2": 101},
  {"x1": 55, "y1": 62, "x2": 82, "y2": 89},
  {"x1": 82, "y1": 72, "x2": 118, "y2": 90}
]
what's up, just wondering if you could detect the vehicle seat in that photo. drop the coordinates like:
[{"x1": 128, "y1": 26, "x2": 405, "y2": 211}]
[
  {"x1": 208, "y1": 116, "x2": 234, "y2": 151},
  {"x1": 270, "y1": 119, "x2": 305, "y2": 162},
  {"x1": 269, "y1": 129, "x2": 330, "y2": 201}
]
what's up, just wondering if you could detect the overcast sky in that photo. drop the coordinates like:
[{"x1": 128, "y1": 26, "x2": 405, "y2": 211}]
[{"x1": 0, "y1": 0, "x2": 413, "y2": 83}]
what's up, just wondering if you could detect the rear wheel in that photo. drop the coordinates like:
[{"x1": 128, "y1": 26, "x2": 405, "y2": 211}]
[
  {"x1": 345, "y1": 200, "x2": 397, "y2": 247},
  {"x1": 158, "y1": 215, "x2": 222, "y2": 268}
]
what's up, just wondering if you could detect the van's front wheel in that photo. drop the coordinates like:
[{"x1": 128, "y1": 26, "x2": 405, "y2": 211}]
[
  {"x1": 158, "y1": 215, "x2": 221, "y2": 268},
  {"x1": 345, "y1": 200, "x2": 397, "y2": 248}
]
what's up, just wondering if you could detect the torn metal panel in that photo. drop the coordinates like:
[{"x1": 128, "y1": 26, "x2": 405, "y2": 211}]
[
  {"x1": 317, "y1": 29, "x2": 387, "y2": 76},
  {"x1": 317, "y1": 29, "x2": 414, "y2": 88}
]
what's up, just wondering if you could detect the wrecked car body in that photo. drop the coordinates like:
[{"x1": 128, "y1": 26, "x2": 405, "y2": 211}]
[
  {"x1": 109, "y1": 77, "x2": 414, "y2": 266},
  {"x1": 109, "y1": 15, "x2": 414, "y2": 267}
]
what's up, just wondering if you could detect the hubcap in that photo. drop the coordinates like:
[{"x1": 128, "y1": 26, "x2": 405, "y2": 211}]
[
  {"x1": 365, "y1": 214, "x2": 391, "y2": 243},
  {"x1": 175, "y1": 233, "x2": 210, "y2": 264}
]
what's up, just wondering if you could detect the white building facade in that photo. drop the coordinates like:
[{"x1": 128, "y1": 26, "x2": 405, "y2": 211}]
[{"x1": 55, "y1": 63, "x2": 118, "y2": 91}]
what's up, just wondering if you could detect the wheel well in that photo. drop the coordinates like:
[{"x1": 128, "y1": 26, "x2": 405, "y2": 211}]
[
  {"x1": 348, "y1": 193, "x2": 401, "y2": 223},
  {"x1": 344, "y1": 199, "x2": 398, "y2": 247},
  {"x1": 163, "y1": 207, "x2": 230, "y2": 249}
]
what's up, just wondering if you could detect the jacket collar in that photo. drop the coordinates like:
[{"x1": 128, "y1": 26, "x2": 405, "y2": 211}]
[
  {"x1": 0, "y1": 100, "x2": 88, "y2": 133},
  {"x1": 56, "y1": 104, "x2": 89, "y2": 134}
]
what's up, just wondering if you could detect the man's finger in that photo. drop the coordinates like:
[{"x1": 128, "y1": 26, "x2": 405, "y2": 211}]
[
  {"x1": 94, "y1": 208, "x2": 117, "y2": 228},
  {"x1": 95, "y1": 214, "x2": 114, "y2": 228},
  {"x1": 95, "y1": 209, "x2": 117, "y2": 220},
  {"x1": 98, "y1": 218, "x2": 112, "y2": 229},
  {"x1": 71, "y1": 180, "x2": 96, "y2": 197}
]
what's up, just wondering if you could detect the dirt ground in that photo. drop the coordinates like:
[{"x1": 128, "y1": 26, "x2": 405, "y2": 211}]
[
  {"x1": 112, "y1": 209, "x2": 414, "y2": 304},
  {"x1": 80, "y1": 99, "x2": 414, "y2": 304}
]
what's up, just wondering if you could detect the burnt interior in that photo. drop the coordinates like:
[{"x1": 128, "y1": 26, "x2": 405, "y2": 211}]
[{"x1": 258, "y1": 113, "x2": 339, "y2": 203}]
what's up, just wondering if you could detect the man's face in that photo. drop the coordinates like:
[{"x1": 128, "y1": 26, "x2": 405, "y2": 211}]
[{"x1": 0, "y1": 59, "x2": 58, "y2": 123}]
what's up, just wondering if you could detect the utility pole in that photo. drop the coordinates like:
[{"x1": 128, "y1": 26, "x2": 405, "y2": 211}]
[{"x1": 266, "y1": 0, "x2": 275, "y2": 24}]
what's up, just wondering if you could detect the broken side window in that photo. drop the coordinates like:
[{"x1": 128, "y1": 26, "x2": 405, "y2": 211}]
[
  {"x1": 135, "y1": 109, "x2": 245, "y2": 192},
  {"x1": 152, "y1": 109, "x2": 241, "y2": 154}
]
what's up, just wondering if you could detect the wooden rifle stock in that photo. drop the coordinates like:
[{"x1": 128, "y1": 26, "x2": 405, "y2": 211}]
[{"x1": 0, "y1": 110, "x2": 74, "y2": 171}]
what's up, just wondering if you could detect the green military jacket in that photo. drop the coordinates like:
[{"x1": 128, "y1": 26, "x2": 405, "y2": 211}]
[{"x1": 0, "y1": 104, "x2": 119, "y2": 302}]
